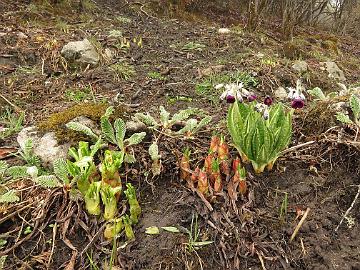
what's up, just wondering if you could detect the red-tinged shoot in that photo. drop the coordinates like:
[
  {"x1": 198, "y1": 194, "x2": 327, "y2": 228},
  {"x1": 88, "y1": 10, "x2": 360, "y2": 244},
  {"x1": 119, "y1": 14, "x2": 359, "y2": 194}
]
[
  {"x1": 238, "y1": 166, "x2": 247, "y2": 195},
  {"x1": 180, "y1": 148, "x2": 191, "y2": 182},
  {"x1": 189, "y1": 166, "x2": 200, "y2": 189},
  {"x1": 212, "y1": 158, "x2": 222, "y2": 193},
  {"x1": 197, "y1": 169, "x2": 209, "y2": 195},
  {"x1": 209, "y1": 136, "x2": 220, "y2": 154},
  {"x1": 232, "y1": 157, "x2": 241, "y2": 172},
  {"x1": 204, "y1": 154, "x2": 214, "y2": 175}
]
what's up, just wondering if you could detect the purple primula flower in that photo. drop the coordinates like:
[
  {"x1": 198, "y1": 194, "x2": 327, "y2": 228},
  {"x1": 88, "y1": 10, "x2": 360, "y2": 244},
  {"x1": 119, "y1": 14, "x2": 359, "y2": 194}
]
[
  {"x1": 247, "y1": 94, "x2": 257, "y2": 102},
  {"x1": 291, "y1": 98, "x2": 305, "y2": 109},
  {"x1": 264, "y1": 96, "x2": 273, "y2": 106},
  {"x1": 226, "y1": 94, "x2": 236, "y2": 103}
]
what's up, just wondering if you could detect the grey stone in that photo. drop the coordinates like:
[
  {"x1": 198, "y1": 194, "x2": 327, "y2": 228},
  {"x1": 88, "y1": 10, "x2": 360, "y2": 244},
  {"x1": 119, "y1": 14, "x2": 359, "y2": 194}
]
[
  {"x1": 274, "y1": 86, "x2": 288, "y2": 100},
  {"x1": 321, "y1": 61, "x2": 346, "y2": 82},
  {"x1": 61, "y1": 38, "x2": 100, "y2": 66},
  {"x1": 17, "y1": 127, "x2": 70, "y2": 167},
  {"x1": 292, "y1": 60, "x2": 308, "y2": 73},
  {"x1": 126, "y1": 121, "x2": 147, "y2": 133}
]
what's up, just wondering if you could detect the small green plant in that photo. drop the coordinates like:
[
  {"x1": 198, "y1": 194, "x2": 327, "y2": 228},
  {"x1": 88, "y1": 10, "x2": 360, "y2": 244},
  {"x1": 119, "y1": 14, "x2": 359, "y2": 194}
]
[
  {"x1": 183, "y1": 213, "x2": 213, "y2": 253},
  {"x1": 167, "y1": 95, "x2": 193, "y2": 104},
  {"x1": 0, "y1": 189, "x2": 20, "y2": 203},
  {"x1": 307, "y1": 87, "x2": 338, "y2": 101},
  {"x1": 147, "y1": 71, "x2": 166, "y2": 81},
  {"x1": 182, "y1": 42, "x2": 206, "y2": 51},
  {"x1": 65, "y1": 87, "x2": 92, "y2": 102},
  {"x1": 16, "y1": 138, "x2": 41, "y2": 167},
  {"x1": 110, "y1": 61, "x2": 136, "y2": 81},
  {"x1": 55, "y1": 19, "x2": 70, "y2": 33},
  {"x1": 133, "y1": 106, "x2": 211, "y2": 138},
  {"x1": 336, "y1": 94, "x2": 360, "y2": 126},
  {"x1": 148, "y1": 142, "x2": 161, "y2": 176},
  {"x1": 227, "y1": 101, "x2": 293, "y2": 173},
  {"x1": 0, "y1": 108, "x2": 24, "y2": 140},
  {"x1": 116, "y1": 16, "x2": 132, "y2": 24}
]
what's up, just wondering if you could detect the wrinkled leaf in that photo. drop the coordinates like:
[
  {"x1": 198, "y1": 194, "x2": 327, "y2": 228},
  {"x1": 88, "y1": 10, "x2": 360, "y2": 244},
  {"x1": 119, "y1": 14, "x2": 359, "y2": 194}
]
[
  {"x1": 161, "y1": 226, "x2": 180, "y2": 233},
  {"x1": 145, "y1": 226, "x2": 160, "y2": 235}
]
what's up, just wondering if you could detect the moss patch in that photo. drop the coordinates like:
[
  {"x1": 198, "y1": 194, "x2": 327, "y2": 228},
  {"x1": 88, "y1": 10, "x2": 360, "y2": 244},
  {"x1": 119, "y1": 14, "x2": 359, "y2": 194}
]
[{"x1": 37, "y1": 103, "x2": 127, "y2": 144}]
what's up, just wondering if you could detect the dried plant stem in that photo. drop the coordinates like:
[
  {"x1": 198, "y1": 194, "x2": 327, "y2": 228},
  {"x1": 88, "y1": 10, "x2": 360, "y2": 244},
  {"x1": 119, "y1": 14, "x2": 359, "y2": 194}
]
[
  {"x1": 290, "y1": 208, "x2": 310, "y2": 243},
  {"x1": 335, "y1": 184, "x2": 360, "y2": 232},
  {"x1": 0, "y1": 93, "x2": 22, "y2": 112},
  {"x1": 281, "y1": 141, "x2": 316, "y2": 155}
]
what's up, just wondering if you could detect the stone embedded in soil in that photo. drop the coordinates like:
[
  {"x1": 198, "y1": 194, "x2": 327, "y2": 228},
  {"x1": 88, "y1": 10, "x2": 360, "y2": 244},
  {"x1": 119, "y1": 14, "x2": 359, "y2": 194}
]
[
  {"x1": 292, "y1": 60, "x2": 308, "y2": 73},
  {"x1": 274, "y1": 86, "x2": 288, "y2": 100},
  {"x1": 17, "y1": 126, "x2": 70, "y2": 167},
  {"x1": 321, "y1": 61, "x2": 346, "y2": 81},
  {"x1": 61, "y1": 38, "x2": 100, "y2": 66}
]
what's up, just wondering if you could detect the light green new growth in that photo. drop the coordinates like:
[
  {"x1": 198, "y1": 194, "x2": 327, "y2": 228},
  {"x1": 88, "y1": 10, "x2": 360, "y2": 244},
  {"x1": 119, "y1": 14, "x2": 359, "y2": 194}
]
[
  {"x1": 227, "y1": 101, "x2": 293, "y2": 173},
  {"x1": 124, "y1": 183, "x2": 141, "y2": 224},
  {"x1": 85, "y1": 182, "x2": 101, "y2": 215},
  {"x1": 100, "y1": 184, "x2": 122, "y2": 220}
]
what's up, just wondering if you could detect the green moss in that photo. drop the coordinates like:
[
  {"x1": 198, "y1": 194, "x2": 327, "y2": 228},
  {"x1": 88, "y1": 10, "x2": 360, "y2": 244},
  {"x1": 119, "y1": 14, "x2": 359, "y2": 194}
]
[{"x1": 37, "y1": 103, "x2": 126, "y2": 144}]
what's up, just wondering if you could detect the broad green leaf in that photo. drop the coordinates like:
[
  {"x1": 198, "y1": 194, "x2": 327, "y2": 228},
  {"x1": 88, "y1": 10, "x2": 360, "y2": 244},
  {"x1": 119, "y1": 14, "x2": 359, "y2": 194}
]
[
  {"x1": 34, "y1": 175, "x2": 61, "y2": 188},
  {"x1": 145, "y1": 226, "x2": 160, "y2": 235},
  {"x1": 114, "y1": 118, "x2": 126, "y2": 149},
  {"x1": 124, "y1": 153, "x2": 136, "y2": 163},
  {"x1": 159, "y1": 106, "x2": 170, "y2": 126},
  {"x1": 0, "y1": 190, "x2": 20, "y2": 203},
  {"x1": 66, "y1": 122, "x2": 98, "y2": 141},
  {"x1": 134, "y1": 113, "x2": 158, "y2": 127},
  {"x1": 124, "y1": 132, "x2": 146, "y2": 146},
  {"x1": 350, "y1": 95, "x2": 360, "y2": 120},
  {"x1": 149, "y1": 142, "x2": 160, "y2": 160},
  {"x1": 53, "y1": 158, "x2": 69, "y2": 184},
  {"x1": 336, "y1": 112, "x2": 353, "y2": 124},
  {"x1": 101, "y1": 117, "x2": 116, "y2": 145},
  {"x1": 161, "y1": 226, "x2": 180, "y2": 233},
  {"x1": 307, "y1": 87, "x2": 326, "y2": 100}
]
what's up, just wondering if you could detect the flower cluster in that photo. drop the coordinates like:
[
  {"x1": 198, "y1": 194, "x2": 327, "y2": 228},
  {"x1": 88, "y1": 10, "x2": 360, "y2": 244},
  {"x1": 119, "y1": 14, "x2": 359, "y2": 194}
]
[
  {"x1": 217, "y1": 83, "x2": 257, "y2": 104},
  {"x1": 287, "y1": 87, "x2": 306, "y2": 109}
]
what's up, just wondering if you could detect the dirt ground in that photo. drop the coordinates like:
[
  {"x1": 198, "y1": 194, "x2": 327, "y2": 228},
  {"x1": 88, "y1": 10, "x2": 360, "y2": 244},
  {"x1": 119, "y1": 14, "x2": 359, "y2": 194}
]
[{"x1": 1, "y1": 0, "x2": 360, "y2": 269}]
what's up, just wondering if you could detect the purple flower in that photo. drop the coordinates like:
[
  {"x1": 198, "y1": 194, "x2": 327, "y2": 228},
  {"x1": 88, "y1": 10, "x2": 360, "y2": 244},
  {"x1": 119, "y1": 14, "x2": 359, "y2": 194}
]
[
  {"x1": 264, "y1": 96, "x2": 273, "y2": 106},
  {"x1": 226, "y1": 94, "x2": 236, "y2": 103},
  {"x1": 247, "y1": 94, "x2": 257, "y2": 102},
  {"x1": 291, "y1": 98, "x2": 305, "y2": 109}
]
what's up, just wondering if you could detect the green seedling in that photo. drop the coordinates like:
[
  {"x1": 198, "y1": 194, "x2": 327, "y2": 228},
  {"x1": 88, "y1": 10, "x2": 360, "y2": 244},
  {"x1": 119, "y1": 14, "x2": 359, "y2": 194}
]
[
  {"x1": 100, "y1": 183, "x2": 122, "y2": 220},
  {"x1": 336, "y1": 94, "x2": 360, "y2": 126},
  {"x1": 84, "y1": 181, "x2": 101, "y2": 215},
  {"x1": 124, "y1": 183, "x2": 141, "y2": 224},
  {"x1": 148, "y1": 141, "x2": 161, "y2": 176},
  {"x1": 182, "y1": 42, "x2": 206, "y2": 51},
  {"x1": 183, "y1": 214, "x2": 213, "y2": 253},
  {"x1": 148, "y1": 71, "x2": 166, "y2": 80},
  {"x1": 133, "y1": 106, "x2": 211, "y2": 138},
  {"x1": 227, "y1": 101, "x2": 292, "y2": 173},
  {"x1": 0, "y1": 108, "x2": 24, "y2": 140}
]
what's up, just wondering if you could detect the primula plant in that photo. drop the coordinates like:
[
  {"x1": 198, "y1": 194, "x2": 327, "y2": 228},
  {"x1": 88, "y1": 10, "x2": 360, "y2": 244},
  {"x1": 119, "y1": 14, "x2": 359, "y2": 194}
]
[
  {"x1": 336, "y1": 94, "x2": 360, "y2": 126},
  {"x1": 227, "y1": 99, "x2": 293, "y2": 174}
]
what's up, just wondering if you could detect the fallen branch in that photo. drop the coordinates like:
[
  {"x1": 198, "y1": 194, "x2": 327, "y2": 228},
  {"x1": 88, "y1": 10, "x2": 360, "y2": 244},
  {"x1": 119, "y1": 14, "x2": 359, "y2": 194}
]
[
  {"x1": 290, "y1": 207, "x2": 310, "y2": 243},
  {"x1": 335, "y1": 184, "x2": 360, "y2": 232}
]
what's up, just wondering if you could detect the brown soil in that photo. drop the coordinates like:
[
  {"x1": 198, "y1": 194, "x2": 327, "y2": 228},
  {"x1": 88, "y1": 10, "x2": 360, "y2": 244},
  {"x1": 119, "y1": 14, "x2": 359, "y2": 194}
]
[{"x1": 1, "y1": 0, "x2": 360, "y2": 269}]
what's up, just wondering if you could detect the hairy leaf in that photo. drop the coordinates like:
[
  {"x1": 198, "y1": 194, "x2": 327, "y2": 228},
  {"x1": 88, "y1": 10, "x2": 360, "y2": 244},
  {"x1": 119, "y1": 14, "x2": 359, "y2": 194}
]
[
  {"x1": 66, "y1": 122, "x2": 99, "y2": 141},
  {"x1": 124, "y1": 132, "x2": 146, "y2": 146},
  {"x1": 53, "y1": 158, "x2": 69, "y2": 184},
  {"x1": 114, "y1": 118, "x2": 126, "y2": 149},
  {"x1": 101, "y1": 117, "x2": 116, "y2": 144},
  {"x1": 350, "y1": 95, "x2": 360, "y2": 121},
  {"x1": 0, "y1": 190, "x2": 20, "y2": 203},
  {"x1": 336, "y1": 112, "x2": 353, "y2": 124},
  {"x1": 307, "y1": 87, "x2": 326, "y2": 100},
  {"x1": 34, "y1": 175, "x2": 61, "y2": 188},
  {"x1": 134, "y1": 113, "x2": 158, "y2": 127}
]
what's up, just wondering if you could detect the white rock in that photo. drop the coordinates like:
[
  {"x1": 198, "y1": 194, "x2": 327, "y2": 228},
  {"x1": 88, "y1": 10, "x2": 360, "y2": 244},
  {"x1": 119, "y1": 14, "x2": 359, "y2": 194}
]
[
  {"x1": 274, "y1": 87, "x2": 288, "y2": 100},
  {"x1": 17, "y1": 127, "x2": 70, "y2": 168},
  {"x1": 17, "y1": 32, "x2": 28, "y2": 39},
  {"x1": 321, "y1": 61, "x2": 346, "y2": 82},
  {"x1": 218, "y1": 28, "x2": 231, "y2": 34},
  {"x1": 61, "y1": 38, "x2": 100, "y2": 66},
  {"x1": 292, "y1": 60, "x2": 308, "y2": 73}
]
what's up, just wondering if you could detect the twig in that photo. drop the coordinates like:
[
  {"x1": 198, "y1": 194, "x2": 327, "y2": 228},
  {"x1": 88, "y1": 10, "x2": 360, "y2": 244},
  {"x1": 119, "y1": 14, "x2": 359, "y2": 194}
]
[
  {"x1": 335, "y1": 184, "x2": 360, "y2": 232},
  {"x1": 0, "y1": 93, "x2": 23, "y2": 112},
  {"x1": 290, "y1": 207, "x2": 310, "y2": 243},
  {"x1": 281, "y1": 141, "x2": 316, "y2": 155},
  {"x1": 47, "y1": 222, "x2": 57, "y2": 268},
  {"x1": 257, "y1": 251, "x2": 267, "y2": 270}
]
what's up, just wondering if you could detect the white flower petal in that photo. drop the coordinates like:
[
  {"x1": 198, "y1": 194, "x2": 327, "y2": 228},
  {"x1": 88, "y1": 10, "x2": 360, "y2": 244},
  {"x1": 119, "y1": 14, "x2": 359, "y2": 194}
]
[{"x1": 215, "y1": 83, "x2": 224, "y2": 90}]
